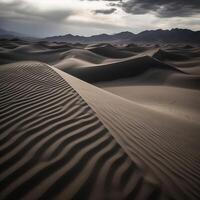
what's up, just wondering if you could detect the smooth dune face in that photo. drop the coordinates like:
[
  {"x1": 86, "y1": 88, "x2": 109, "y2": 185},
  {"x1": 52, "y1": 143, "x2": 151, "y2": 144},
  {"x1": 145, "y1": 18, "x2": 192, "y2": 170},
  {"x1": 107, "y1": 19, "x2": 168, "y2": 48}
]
[
  {"x1": 0, "y1": 39, "x2": 200, "y2": 200},
  {"x1": 0, "y1": 62, "x2": 172, "y2": 200},
  {"x1": 54, "y1": 68, "x2": 200, "y2": 200},
  {"x1": 95, "y1": 84, "x2": 200, "y2": 124}
]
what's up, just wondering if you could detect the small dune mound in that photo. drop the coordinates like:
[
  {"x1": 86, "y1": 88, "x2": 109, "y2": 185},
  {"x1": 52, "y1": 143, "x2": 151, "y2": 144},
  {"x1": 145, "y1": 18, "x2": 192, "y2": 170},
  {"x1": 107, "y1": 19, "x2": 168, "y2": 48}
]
[
  {"x1": 9, "y1": 38, "x2": 26, "y2": 43},
  {"x1": 55, "y1": 57, "x2": 92, "y2": 71},
  {"x1": 182, "y1": 44, "x2": 194, "y2": 49},
  {"x1": 86, "y1": 43, "x2": 113, "y2": 48},
  {"x1": 72, "y1": 43, "x2": 87, "y2": 48},
  {"x1": 63, "y1": 49, "x2": 106, "y2": 64},
  {"x1": 12, "y1": 42, "x2": 72, "y2": 54},
  {"x1": 38, "y1": 41, "x2": 72, "y2": 50},
  {"x1": 154, "y1": 44, "x2": 160, "y2": 48},
  {"x1": 153, "y1": 49, "x2": 188, "y2": 61},
  {"x1": 87, "y1": 44, "x2": 133, "y2": 58},
  {"x1": 125, "y1": 43, "x2": 147, "y2": 52},
  {"x1": 0, "y1": 39, "x2": 22, "y2": 49},
  {"x1": 29, "y1": 42, "x2": 72, "y2": 52}
]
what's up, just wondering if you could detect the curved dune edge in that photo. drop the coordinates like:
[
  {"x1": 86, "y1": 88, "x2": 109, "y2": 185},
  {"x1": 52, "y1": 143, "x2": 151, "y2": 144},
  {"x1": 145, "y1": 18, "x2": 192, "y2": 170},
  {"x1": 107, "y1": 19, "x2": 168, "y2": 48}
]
[
  {"x1": 53, "y1": 66, "x2": 200, "y2": 200},
  {"x1": 95, "y1": 83, "x2": 200, "y2": 125},
  {"x1": 0, "y1": 61, "x2": 172, "y2": 200}
]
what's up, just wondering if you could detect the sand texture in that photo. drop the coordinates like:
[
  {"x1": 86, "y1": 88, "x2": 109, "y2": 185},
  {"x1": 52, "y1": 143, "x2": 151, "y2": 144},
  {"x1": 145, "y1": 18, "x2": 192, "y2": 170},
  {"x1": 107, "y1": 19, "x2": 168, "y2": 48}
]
[{"x1": 0, "y1": 39, "x2": 200, "y2": 200}]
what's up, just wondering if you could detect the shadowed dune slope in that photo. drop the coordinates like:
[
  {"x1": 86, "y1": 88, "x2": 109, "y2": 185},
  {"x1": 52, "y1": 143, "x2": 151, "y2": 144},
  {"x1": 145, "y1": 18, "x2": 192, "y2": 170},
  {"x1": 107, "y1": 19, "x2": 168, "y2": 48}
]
[
  {"x1": 86, "y1": 44, "x2": 134, "y2": 58},
  {"x1": 125, "y1": 43, "x2": 148, "y2": 52},
  {"x1": 55, "y1": 68, "x2": 200, "y2": 200},
  {"x1": 64, "y1": 55, "x2": 188, "y2": 84},
  {"x1": 0, "y1": 62, "x2": 172, "y2": 200},
  {"x1": 152, "y1": 49, "x2": 189, "y2": 61}
]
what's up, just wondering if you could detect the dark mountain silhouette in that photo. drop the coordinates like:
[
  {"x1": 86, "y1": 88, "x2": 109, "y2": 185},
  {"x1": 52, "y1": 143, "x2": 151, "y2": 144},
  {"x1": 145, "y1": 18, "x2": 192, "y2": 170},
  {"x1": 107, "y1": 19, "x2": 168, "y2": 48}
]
[
  {"x1": 136, "y1": 29, "x2": 200, "y2": 43},
  {"x1": 44, "y1": 29, "x2": 200, "y2": 44},
  {"x1": 1, "y1": 27, "x2": 200, "y2": 44}
]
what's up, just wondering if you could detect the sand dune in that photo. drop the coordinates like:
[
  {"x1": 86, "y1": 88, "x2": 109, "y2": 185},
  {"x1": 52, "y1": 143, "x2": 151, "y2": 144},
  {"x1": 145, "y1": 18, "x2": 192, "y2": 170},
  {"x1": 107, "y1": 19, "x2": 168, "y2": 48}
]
[
  {"x1": 61, "y1": 55, "x2": 182, "y2": 82},
  {"x1": 55, "y1": 68, "x2": 200, "y2": 200},
  {"x1": 55, "y1": 57, "x2": 93, "y2": 71},
  {"x1": 121, "y1": 43, "x2": 148, "y2": 53},
  {"x1": 86, "y1": 44, "x2": 134, "y2": 58},
  {"x1": 0, "y1": 39, "x2": 200, "y2": 200},
  {"x1": 61, "y1": 49, "x2": 106, "y2": 64},
  {"x1": 61, "y1": 55, "x2": 200, "y2": 90},
  {"x1": 152, "y1": 46, "x2": 200, "y2": 75},
  {"x1": 153, "y1": 49, "x2": 189, "y2": 61},
  {"x1": 0, "y1": 61, "x2": 168, "y2": 200}
]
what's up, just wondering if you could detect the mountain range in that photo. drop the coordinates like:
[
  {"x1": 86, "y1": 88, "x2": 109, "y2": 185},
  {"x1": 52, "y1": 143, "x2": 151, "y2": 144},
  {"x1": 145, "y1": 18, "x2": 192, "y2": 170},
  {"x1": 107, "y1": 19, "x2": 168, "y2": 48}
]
[
  {"x1": 45, "y1": 29, "x2": 200, "y2": 44},
  {"x1": 0, "y1": 28, "x2": 200, "y2": 44}
]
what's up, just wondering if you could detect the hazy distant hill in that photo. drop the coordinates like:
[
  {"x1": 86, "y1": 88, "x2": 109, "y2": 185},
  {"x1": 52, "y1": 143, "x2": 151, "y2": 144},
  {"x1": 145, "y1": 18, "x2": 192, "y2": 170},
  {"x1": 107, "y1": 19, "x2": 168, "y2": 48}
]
[
  {"x1": 0, "y1": 28, "x2": 27, "y2": 38},
  {"x1": 45, "y1": 29, "x2": 200, "y2": 44},
  {"x1": 0, "y1": 28, "x2": 37, "y2": 41}
]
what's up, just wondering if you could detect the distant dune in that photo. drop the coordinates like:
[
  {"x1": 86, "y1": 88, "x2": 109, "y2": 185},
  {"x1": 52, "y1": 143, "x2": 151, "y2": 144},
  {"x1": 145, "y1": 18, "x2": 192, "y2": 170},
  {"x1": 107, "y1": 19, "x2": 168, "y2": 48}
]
[
  {"x1": 86, "y1": 44, "x2": 134, "y2": 58},
  {"x1": 152, "y1": 49, "x2": 189, "y2": 61},
  {"x1": 0, "y1": 39, "x2": 200, "y2": 200}
]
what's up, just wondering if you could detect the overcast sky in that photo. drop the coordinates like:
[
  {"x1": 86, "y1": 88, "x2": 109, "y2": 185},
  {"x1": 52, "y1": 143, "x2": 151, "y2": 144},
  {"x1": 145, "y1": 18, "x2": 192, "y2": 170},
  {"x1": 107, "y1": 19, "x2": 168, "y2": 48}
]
[{"x1": 0, "y1": 0, "x2": 200, "y2": 37}]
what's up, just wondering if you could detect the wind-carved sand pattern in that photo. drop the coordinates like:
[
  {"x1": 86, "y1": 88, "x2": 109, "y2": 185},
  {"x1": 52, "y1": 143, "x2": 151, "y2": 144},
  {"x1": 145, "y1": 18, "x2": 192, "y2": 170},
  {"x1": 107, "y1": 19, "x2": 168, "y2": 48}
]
[{"x1": 0, "y1": 62, "x2": 172, "y2": 200}]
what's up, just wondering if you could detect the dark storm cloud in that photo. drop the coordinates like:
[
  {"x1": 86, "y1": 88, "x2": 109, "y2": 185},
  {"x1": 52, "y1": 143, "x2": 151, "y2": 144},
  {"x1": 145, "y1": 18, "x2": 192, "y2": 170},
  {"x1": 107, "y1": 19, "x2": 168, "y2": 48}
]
[
  {"x1": 93, "y1": 8, "x2": 117, "y2": 14},
  {"x1": 121, "y1": 0, "x2": 200, "y2": 17},
  {"x1": 87, "y1": 0, "x2": 200, "y2": 17}
]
